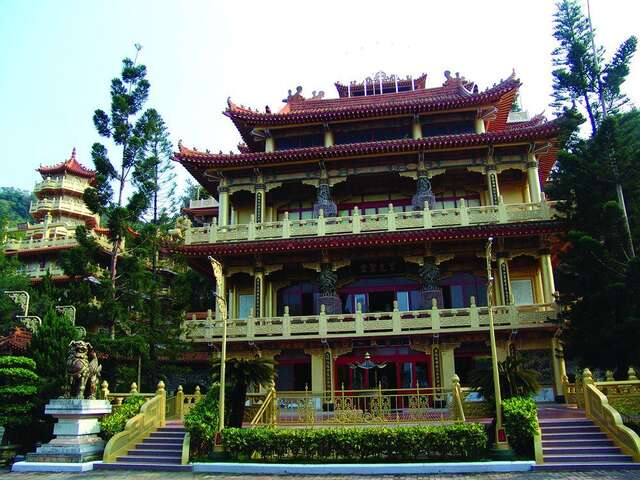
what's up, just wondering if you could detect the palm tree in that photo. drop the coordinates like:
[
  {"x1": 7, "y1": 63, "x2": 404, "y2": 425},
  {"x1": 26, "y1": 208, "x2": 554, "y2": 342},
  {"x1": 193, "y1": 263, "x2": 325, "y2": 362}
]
[
  {"x1": 469, "y1": 355, "x2": 540, "y2": 404},
  {"x1": 212, "y1": 357, "x2": 275, "y2": 428}
]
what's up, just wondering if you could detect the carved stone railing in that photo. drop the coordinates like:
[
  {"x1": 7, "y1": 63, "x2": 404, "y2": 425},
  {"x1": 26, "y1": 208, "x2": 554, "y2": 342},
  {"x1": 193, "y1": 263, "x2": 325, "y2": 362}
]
[
  {"x1": 5, "y1": 236, "x2": 79, "y2": 252},
  {"x1": 34, "y1": 177, "x2": 88, "y2": 195},
  {"x1": 184, "y1": 301, "x2": 557, "y2": 343},
  {"x1": 184, "y1": 199, "x2": 556, "y2": 245},
  {"x1": 583, "y1": 368, "x2": 640, "y2": 462},
  {"x1": 29, "y1": 198, "x2": 95, "y2": 217},
  {"x1": 189, "y1": 198, "x2": 218, "y2": 209},
  {"x1": 102, "y1": 381, "x2": 166, "y2": 463}
]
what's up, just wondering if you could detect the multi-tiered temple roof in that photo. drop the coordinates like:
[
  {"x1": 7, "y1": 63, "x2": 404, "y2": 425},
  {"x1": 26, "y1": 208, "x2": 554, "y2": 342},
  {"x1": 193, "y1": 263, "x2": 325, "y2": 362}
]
[{"x1": 37, "y1": 148, "x2": 96, "y2": 180}]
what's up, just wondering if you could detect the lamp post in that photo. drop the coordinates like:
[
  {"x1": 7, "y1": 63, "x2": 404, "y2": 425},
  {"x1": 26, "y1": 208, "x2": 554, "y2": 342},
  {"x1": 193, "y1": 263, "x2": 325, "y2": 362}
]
[
  {"x1": 485, "y1": 238, "x2": 511, "y2": 453},
  {"x1": 208, "y1": 256, "x2": 227, "y2": 433}
]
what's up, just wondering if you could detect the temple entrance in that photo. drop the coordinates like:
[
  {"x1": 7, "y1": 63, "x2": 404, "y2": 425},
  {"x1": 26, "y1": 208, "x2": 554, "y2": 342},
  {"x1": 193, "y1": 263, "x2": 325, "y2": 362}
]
[{"x1": 275, "y1": 350, "x2": 311, "y2": 391}]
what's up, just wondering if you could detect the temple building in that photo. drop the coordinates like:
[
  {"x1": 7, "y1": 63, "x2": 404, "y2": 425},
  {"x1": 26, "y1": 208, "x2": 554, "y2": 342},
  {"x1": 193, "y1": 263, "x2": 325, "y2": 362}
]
[
  {"x1": 173, "y1": 70, "x2": 565, "y2": 400},
  {"x1": 2, "y1": 148, "x2": 110, "y2": 282}
]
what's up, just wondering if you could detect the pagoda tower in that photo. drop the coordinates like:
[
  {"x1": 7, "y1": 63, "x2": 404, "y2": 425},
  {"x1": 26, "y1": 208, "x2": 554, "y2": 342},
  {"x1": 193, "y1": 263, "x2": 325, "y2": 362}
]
[{"x1": 3, "y1": 148, "x2": 107, "y2": 282}]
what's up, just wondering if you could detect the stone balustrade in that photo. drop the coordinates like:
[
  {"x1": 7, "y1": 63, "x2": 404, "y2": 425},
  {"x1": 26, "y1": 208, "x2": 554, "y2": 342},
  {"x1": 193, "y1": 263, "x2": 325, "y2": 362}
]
[
  {"x1": 183, "y1": 301, "x2": 557, "y2": 343},
  {"x1": 34, "y1": 177, "x2": 88, "y2": 195},
  {"x1": 29, "y1": 198, "x2": 95, "y2": 217},
  {"x1": 184, "y1": 199, "x2": 555, "y2": 246},
  {"x1": 188, "y1": 198, "x2": 218, "y2": 209}
]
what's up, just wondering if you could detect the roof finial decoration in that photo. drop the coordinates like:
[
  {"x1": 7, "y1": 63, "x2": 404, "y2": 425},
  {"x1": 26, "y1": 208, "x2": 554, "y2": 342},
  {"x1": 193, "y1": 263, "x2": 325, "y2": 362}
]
[
  {"x1": 311, "y1": 90, "x2": 325, "y2": 100},
  {"x1": 283, "y1": 86, "x2": 305, "y2": 103}
]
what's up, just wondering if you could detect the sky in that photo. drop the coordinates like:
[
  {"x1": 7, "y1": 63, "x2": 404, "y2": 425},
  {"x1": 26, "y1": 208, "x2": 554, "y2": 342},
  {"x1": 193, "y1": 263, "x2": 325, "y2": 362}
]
[{"x1": 1, "y1": 0, "x2": 639, "y2": 193}]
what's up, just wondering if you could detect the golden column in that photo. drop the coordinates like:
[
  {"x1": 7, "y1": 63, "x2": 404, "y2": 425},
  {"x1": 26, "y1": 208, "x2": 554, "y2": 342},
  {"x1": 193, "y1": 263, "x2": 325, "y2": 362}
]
[
  {"x1": 254, "y1": 266, "x2": 265, "y2": 318},
  {"x1": 209, "y1": 257, "x2": 228, "y2": 433},
  {"x1": 254, "y1": 177, "x2": 266, "y2": 224},
  {"x1": 539, "y1": 249, "x2": 556, "y2": 304},
  {"x1": 526, "y1": 150, "x2": 542, "y2": 203},
  {"x1": 217, "y1": 179, "x2": 230, "y2": 227},
  {"x1": 485, "y1": 164, "x2": 501, "y2": 206},
  {"x1": 495, "y1": 252, "x2": 512, "y2": 305}
]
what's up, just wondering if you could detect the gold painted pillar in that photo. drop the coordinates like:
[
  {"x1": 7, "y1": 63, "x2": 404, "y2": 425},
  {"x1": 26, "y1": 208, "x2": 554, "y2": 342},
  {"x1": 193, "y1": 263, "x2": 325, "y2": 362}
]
[
  {"x1": 496, "y1": 253, "x2": 512, "y2": 305},
  {"x1": 217, "y1": 179, "x2": 230, "y2": 227},
  {"x1": 412, "y1": 115, "x2": 422, "y2": 139},
  {"x1": 474, "y1": 117, "x2": 486, "y2": 134},
  {"x1": 265, "y1": 130, "x2": 275, "y2": 153},
  {"x1": 440, "y1": 343, "x2": 459, "y2": 388},
  {"x1": 485, "y1": 164, "x2": 501, "y2": 206},
  {"x1": 254, "y1": 177, "x2": 266, "y2": 223},
  {"x1": 527, "y1": 152, "x2": 542, "y2": 203},
  {"x1": 324, "y1": 125, "x2": 334, "y2": 147},
  {"x1": 539, "y1": 249, "x2": 556, "y2": 304},
  {"x1": 254, "y1": 266, "x2": 265, "y2": 318},
  {"x1": 307, "y1": 349, "x2": 324, "y2": 393}
]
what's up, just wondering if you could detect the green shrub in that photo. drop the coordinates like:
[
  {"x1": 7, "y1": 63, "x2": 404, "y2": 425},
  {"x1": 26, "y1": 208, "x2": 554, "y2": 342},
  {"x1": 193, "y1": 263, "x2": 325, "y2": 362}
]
[
  {"x1": 221, "y1": 423, "x2": 488, "y2": 462},
  {"x1": 502, "y1": 396, "x2": 538, "y2": 457},
  {"x1": 0, "y1": 355, "x2": 39, "y2": 438},
  {"x1": 184, "y1": 384, "x2": 220, "y2": 457},
  {"x1": 99, "y1": 395, "x2": 146, "y2": 441}
]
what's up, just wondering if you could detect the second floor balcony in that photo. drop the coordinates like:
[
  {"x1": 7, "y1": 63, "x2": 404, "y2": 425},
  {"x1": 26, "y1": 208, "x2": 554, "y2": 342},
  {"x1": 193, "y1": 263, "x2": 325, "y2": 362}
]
[
  {"x1": 184, "y1": 199, "x2": 555, "y2": 245},
  {"x1": 34, "y1": 177, "x2": 88, "y2": 195}
]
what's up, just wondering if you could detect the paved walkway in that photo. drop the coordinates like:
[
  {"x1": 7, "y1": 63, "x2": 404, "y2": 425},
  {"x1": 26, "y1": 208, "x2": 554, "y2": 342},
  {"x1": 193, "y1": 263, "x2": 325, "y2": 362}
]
[{"x1": 3, "y1": 470, "x2": 640, "y2": 479}]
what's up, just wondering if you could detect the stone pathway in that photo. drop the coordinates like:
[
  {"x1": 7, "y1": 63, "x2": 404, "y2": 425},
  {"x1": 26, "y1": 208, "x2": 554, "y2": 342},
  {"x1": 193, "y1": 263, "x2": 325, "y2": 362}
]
[{"x1": 3, "y1": 470, "x2": 640, "y2": 479}]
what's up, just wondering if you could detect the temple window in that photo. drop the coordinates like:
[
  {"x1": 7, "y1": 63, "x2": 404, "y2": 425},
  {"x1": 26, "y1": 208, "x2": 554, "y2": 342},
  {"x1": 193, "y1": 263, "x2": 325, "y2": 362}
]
[
  {"x1": 277, "y1": 201, "x2": 314, "y2": 221},
  {"x1": 338, "y1": 197, "x2": 413, "y2": 216},
  {"x1": 419, "y1": 112, "x2": 475, "y2": 137},
  {"x1": 511, "y1": 278, "x2": 535, "y2": 305},
  {"x1": 277, "y1": 282, "x2": 318, "y2": 316},
  {"x1": 440, "y1": 273, "x2": 487, "y2": 308},
  {"x1": 339, "y1": 276, "x2": 421, "y2": 313},
  {"x1": 333, "y1": 118, "x2": 412, "y2": 145},
  {"x1": 275, "y1": 350, "x2": 311, "y2": 391},
  {"x1": 434, "y1": 189, "x2": 481, "y2": 209},
  {"x1": 272, "y1": 126, "x2": 324, "y2": 151},
  {"x1": 237, "y1": 294, "x2": 254, "y2": 319}
]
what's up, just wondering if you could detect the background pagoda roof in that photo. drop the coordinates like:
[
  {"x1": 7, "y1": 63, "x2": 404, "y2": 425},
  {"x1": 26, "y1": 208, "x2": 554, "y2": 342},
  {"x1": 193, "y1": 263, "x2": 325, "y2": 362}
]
[
  {"x1": 334, "y1": 72, "x2": 428, "y2": 97},
  {"x1": 37, "y1": 148, "x2": 96, "y2": 179}
]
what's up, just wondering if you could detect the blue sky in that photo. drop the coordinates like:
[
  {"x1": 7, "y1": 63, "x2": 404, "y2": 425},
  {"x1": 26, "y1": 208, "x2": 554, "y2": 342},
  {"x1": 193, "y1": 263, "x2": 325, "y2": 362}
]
[{"x1": 1, "y1": 0, "x2": 639, "y2": 193}]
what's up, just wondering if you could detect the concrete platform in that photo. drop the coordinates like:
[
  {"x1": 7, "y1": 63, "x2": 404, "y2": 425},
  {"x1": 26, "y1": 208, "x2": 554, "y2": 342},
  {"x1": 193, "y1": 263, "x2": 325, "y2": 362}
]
[
  {"x1": 12, "y1": 460, "x2": 101, "y2": 472},
  {"x1": 192, "y1": 461, "x2": 535, "y2": 475}
]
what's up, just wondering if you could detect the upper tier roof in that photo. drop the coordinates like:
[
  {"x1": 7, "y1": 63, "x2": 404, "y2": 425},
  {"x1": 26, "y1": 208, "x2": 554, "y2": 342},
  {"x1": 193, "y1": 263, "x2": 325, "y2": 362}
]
[
  {"x1": 225, "y1": 71, "x2": 520, "y2": 147},
  {"x1": 334, "y1": 72, "x2": 428, "y2": 97},
  {"x1": 37, "y1": 148, "x2": 96, "y2": 179}
]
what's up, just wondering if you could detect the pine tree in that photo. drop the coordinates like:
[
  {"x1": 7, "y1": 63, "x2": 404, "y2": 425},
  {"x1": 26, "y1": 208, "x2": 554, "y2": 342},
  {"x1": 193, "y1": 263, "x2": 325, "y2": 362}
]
[
  {"x1": 551, "y1": 0, "x2": 637, "y2": 135},
  {"x1": 0, "y1": 224, "x2": 30, "y2": 333}
]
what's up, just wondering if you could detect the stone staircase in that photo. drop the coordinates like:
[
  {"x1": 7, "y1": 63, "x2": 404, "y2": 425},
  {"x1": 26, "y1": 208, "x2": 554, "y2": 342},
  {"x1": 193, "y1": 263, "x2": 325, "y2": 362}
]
[
  {"x1": 534, "y1": 406, "x2": 640, "y2": 471},
  {"x1": 96, "y1": 420, "x2": 191, "y2": 472}
]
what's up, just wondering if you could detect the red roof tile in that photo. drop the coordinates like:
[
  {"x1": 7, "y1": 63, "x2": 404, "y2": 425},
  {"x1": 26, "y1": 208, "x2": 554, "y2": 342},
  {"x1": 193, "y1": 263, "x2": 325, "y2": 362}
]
[{"x1": 37, "y1": 148, "x2": 96, "y2": 179}]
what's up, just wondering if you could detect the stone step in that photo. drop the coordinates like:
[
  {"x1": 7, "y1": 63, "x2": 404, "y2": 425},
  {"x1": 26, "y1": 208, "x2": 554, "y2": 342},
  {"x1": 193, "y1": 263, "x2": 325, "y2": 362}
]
[
  {"x1": 539, "y1": 419, "x2": 594, "y2": 427},
  {"x1": 543, "y1": 446, "x2": 622, "y2": 455},
  {"x1": 129, "y1": 448, "x2": 182, "y2": 455},
  {"x1": 542, "y1": 431, "x2": 609, "y2": 440},
  {"x1": 95, "y1": 462, "x2": 191, "y2": 472},
  {"x1": 540, "y1": 425, "x2": 602, "y2": 433},
  {"x1": 544, "y1": 454, "x2": 634, "y2": 463},
  {"x1": 135, "y1": 443, "x2": 183, "y2": 451},
  {"x1": 142, "y1": 437, "x2": 184, "y2": 445},
  {"x1": 117, "y1": 455, "x2": 182, "y2": 464},
  {"x1": 542, "y1": 438, "x2": 615, "y2": 448},
  {"x1": 149, "y1": 432, "x2": 185, "y2": 438},
  {"x1": 533, "y1": 463, "x2": 640, "y2": 471}
]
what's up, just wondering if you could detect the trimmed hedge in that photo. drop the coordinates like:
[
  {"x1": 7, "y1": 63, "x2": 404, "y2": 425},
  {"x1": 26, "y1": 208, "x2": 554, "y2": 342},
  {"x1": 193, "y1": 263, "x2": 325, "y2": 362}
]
[
  {"x1": 184, "y1": 385, "x2": 220, "y2": 457},
  {"x1": 221, "y1": 423, "x2": 488, "y2": 461},
  {"x1": 0, "y1": 355, "x2": 39, "y2": 431},
  {"x1": 502, "y1": 396, "x2": 538, "y2": 457},
  {"x1": 99, "y1": 395, "x2": 146, "y2": 441}
]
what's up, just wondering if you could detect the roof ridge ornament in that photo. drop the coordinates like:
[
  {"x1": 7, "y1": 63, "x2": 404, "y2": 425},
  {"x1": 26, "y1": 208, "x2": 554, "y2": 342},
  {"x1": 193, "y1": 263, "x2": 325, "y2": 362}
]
[{"x1": 283, "y1": 86, "x2": 305, "y2": 103}]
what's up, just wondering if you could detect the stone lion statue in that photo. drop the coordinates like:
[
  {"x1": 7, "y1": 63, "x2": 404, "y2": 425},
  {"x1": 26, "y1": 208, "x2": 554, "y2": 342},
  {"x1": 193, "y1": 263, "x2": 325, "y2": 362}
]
[{"x1": 64, "y1": 340, "x2": 102, "y2": 399}]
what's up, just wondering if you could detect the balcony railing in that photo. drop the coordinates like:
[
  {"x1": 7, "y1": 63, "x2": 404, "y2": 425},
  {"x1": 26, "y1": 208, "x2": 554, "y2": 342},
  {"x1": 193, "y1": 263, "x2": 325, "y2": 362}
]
[
  {"x1": 188, "y1": 198, "x2": 218, "y2": 209},
  {"x1": 184, "y1": 199, "x2": 555, "y2": 245},
  {"x1": 18, "y1": 265, "x2": 66, "y2": 278},
  {"x1": 34, "y1": 177, "x2": 88, "y2": 195},
  {"x1": 29, "y1": 198, "x2": 95, "y2": 217},
  {"x1": 183, "y1": 301, "x2": 557, "y2": 343},
  {"x1": 4, "y1": 236, "x2": 79, "y2": 252}
]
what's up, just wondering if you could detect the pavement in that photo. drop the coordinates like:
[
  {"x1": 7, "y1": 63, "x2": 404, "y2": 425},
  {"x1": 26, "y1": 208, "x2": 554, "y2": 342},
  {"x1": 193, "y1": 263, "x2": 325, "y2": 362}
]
[{"x1": 3, "y1": 470, "x2": 640, "y2": 479}]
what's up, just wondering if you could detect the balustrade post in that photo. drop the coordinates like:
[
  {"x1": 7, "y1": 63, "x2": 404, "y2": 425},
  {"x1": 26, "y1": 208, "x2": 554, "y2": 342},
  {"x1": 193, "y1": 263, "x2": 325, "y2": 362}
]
[
  {"x1": 157, "y1": 381, "x2": 166, "y2": 426},
  {"x1": 451, "y1": 374, "x2": 465, "y2": 422},
  {"x1": 423, "y1": 201, "x2": 432, "y2": 228},
  {"x1": 497, "y1": 195, "x2": 507, "y2": 223},
  {"x1": 130, "y1": 382, "x2": 138, "y2": 394},
  {"x1": 100, "y1": 380, "x2": 109, "y2": 400},
  {"x1": 184, "y1": 227, "x2": 193, "y2": 244},
  {"x1": 247, "y1": 314, "x2": 256, "y2": 339},
  {"x1": 355, "y1": 302, "x2": 364, "y2": 334},
  {"x1": 194, "y1": 385, "x2": 202, "y2": 402},
  {"x1": 392, "y1": 300, "x2": 401, "y2": 333},
  {"x1": 282, "y1": 306, "x2": 291, "y2": 337},
  {"x1": 469, "y1": 296, "x2": 479, "y2": 328},
  {"x1": 582, "y1": 368, "x2": 594, "y2": 416},
  {"x1": 317, "y1": 209, "x2": 326, "y2": 236},
  {"x1": 248, "y1": 214, "x2": 256, "y2": 240},
  {"x1": 629, "y1": 367, "x2": 638, "y2": 381},
  {"x1": 282, "y1": 212, "x2": 290, "y2": 238},
  {"x1": 208, "y1": 217, "x2": 218, "y2": 243},
  {"x1": 459, "y1": 198, "x2": 469, "y2": 226},
  {"x1": 387, "y1": 203, "x2": 396, "y2": 231},
  {"x1": 176, "y1": 385, "x2": 184, "y2": 419},
  {"x1": 431, "y1": 298, "x2": 440, "y2": 330},
  {"x1": 353, "y1": 207, "x2": 361, "y2": 233},
  {"x1": 319, "y1": 304, "x2": 328, "y2": 336}
]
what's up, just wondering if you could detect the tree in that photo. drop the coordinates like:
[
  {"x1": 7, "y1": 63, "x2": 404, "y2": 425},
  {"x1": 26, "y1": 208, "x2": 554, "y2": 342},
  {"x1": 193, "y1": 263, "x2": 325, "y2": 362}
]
[
  {"x1": 548, "y1": 111, "x2": 640, "y2": 371},
  {"x1": 211, "y1": 357, "x2": 275, "y2": 428},
  {"x1": 0, "y1": 356, "x2": 39, "y2": 442},
  {"x1": 0, "y1": 187, "x2": 32, "y2": 224},
  {"x1": 469, "y1": 356, "x2": 540, "y2": 404},
  {"x1": 0, "y1": 228, "x2": 30, "y2": 333},
  {"x1": 83, "y1": 54, "x2": 153, "y2": 337},
  {"x1": 29, "y1": 306, "x2": 81, "y2": 400},
  {"x1": 551, "y1": 0, "x2": 637, "y2": 135}
]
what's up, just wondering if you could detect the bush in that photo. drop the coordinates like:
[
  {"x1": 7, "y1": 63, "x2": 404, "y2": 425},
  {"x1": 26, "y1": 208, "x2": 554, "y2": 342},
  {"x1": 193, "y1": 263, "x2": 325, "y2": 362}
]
[
  {"x1": 0, "y1": 356, "x2": 39, "y2": 440},
  {"x1": 99, "y1": 395, "x2": 146, "y2": 441},
  {"x1": 221, "y1": 423, "x2": 488, "y2": 462},
  {"x1": 184, "y1": 384, "x2": 220, "y2": 457},
  {"x1": 502, "y1": 396, "x2": 538, "y2": 457}
]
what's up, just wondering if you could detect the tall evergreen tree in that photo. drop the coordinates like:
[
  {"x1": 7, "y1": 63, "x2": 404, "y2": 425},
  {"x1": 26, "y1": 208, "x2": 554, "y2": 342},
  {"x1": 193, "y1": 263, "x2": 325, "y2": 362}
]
[
  {"x1": 551, "y1": 0, "x2": 637, "y2": 135},
  {"x1": 0, "y1": 222, "x2": 30, "y2": 333}
]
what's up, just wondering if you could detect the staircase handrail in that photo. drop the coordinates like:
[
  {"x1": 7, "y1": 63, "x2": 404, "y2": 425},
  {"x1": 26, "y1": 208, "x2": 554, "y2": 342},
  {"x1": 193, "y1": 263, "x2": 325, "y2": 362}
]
[
  {"x1": 583, "y1": 368, "x2": 640, "y2": 462},
  {"x1": 181, "y1": 432, "x2": 191, "y2": 465},
  {"x1": 103, "y1": 382, "x2": 167, "y2": 463},
  {"x1": 451, "y1": 374, "x2": 465, "y2": 422},
  {"x1": 533, "y1": 421, "x2": 544, "y2": 464},
  {"x1": 250, "y1": 384, "x2": 276, "y2": 426}
]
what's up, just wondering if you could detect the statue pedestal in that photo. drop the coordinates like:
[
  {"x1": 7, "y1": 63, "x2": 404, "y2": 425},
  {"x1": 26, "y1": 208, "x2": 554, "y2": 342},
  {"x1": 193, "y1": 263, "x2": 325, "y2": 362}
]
[{"x1": 26, "y1": 399, "x2": 111, "y2": 463}]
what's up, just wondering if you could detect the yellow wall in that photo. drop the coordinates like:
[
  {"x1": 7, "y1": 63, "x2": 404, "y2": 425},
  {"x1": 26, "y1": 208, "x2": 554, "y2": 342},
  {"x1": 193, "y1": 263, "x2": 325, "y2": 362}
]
[{"x1": 499, "y1": 182, "x2": 527, "y2": 204}]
